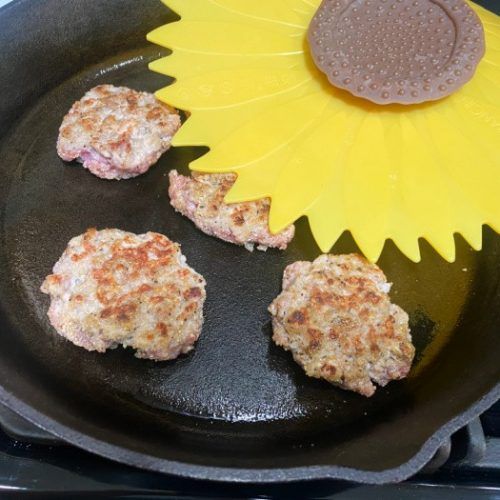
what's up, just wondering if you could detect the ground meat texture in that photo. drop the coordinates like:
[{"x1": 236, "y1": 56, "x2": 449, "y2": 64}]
[
  {"x1": 40, "y1": 228, "x2": 206, "y2": 361},
  {"x1": 168, "y1": 170, "x2": 295, "y2": 251},
  {"x1": 268, "y1": 254, "x2": 414, "y2": 397},
  {"x1": 57, "y1": 85, "x2": 181, "y2": 180}
]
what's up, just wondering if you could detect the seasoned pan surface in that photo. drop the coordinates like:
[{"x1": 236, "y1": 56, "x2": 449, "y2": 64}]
[{"x1": 0, "y1": 0, "x2": 498, "y2": 483}]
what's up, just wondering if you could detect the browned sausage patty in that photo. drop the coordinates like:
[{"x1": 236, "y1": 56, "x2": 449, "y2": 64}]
[
  {"x1": 57, "y1": 85, "x2": 181, "y2": 180},
  {"x1": 41, "y1": 228, "x2": 206, "y2": 360},
  {"x1": 168, "y1": 170, "x2": 295, "y2": 251},
  {"x1": 268, "y1": 254, "x2": 414, "y2": 396}
]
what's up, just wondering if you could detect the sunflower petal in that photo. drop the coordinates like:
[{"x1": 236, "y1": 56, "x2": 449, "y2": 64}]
[
  {"x1": 171, "y1": 80, "x2": 316, "y2": 148},
  {"x1": 156, "y1": 67, "x2": 312, "y2": 112},
  {"x1": 191, "y1": 91, "x2": 329, "y2": 173},
  {"x1": 149, "y1": 51, "x2": 303, "y2": 79},
  {"x1": 209, "y1": 0, "x2": 307, "y2": 28},
  {"x1": 269, "y1": 105, "x2": 363, "y2": 232},
  {"x1": 149, "y1": 0, "x2": 500, "y2": 262},
  {"x1": 147, "y1": 21, "x2": 303, "y2": 55}
]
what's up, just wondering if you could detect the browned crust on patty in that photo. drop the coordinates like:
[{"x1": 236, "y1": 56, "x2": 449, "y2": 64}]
[
  {"x1": 41, "y1": 228, "x2": 206, "y2": 360},
  {"x1": 57, "y1": 85, "x2": 181, "y2": 179},
  {"x1": 269, "y1": 254, "x2": 415, "y2": 397},
  {"x1": 168, "y1": 170, "x2": 295, "y2": 250}
]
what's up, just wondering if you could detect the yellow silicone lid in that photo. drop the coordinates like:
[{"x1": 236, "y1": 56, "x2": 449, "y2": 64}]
[{"x1": 147, "y1": 0, "x2": 500, "y2": 262}]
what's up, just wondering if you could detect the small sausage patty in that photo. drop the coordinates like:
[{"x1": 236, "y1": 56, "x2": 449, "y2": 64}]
[
  {"x1": 268, "y1": 254, "x2": 414, "y2": 397},
  {"x1": 41, "y1": 228, "x2": 206, "y2": 360},
  {"x1": 168, "y1": 170, "x2": 295, "y2": 251},
  {"x1": 57, "y1": 85, "x2": 181, "y2": 180}
]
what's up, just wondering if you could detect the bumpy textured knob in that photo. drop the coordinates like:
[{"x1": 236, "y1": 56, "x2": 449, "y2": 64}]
[{"x1": 308, "y1": 0, "x2": 485, "y2": 104}]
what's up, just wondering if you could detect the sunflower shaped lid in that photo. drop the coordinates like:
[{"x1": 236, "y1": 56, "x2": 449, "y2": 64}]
[{"x1": 147, "y1": 0, "x2": 500, "y2": 262}]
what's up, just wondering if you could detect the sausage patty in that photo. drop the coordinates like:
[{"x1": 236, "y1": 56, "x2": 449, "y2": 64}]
[
  {"x1": 57, "y1": 85, "x2": 181, "y2": 180},
  {"x1": 268, "y1": 254, "x2": 414, "y2": 397},
  {"x1": 41, "y1": 228, "x2": 206, "y2": 360},
  {"x1": 168, "y1": 170, "x2": 295, "y2": 251}
]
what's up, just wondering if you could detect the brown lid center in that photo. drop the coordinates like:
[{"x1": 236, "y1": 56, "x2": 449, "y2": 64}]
[{"x1": 308, "y1": 0, "x2": 485, "y2": 104}]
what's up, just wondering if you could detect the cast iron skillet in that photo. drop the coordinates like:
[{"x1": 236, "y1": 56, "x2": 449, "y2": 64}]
[{"x1": 0, "y1": 0, "x2": 498, "y2": 484}]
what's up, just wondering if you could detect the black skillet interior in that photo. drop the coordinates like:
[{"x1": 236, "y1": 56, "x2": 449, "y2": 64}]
[{"x1": 0, "y1": 0, "x2": 498, "y2": 484}]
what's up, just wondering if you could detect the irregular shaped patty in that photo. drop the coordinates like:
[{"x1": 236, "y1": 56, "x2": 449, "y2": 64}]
[
  {"x1": 168, "y1": 170, "x2": 295, "y2": 251},
  {"x1": 41, "y1": 228, "x2": 206, "y2": 360},
  {"x1": 57, "y1": 85, "x2": 181, "y2": 180},
  {"x1": 268, "y1": 254, "x2": 414, "y2": 397}
]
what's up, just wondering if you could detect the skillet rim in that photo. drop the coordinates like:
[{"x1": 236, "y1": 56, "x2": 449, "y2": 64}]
[{"x1": 0, "y1": 383, "x2": 498, "y2": 484}]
